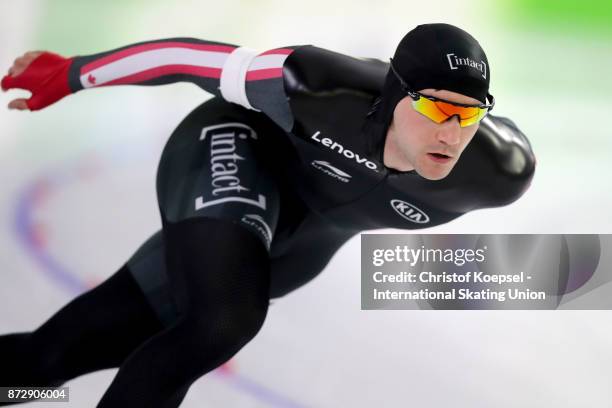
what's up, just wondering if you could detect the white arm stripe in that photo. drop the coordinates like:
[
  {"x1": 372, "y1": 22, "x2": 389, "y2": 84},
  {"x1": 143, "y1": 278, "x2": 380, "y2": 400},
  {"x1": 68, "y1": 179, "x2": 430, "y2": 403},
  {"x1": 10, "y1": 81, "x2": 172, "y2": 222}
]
[
  {"x1": 219, "y1": 47, "x2": 260, "y2": 111},
  {"x1": 79, "y1": 48, "x2": 228, "y2": 89}
]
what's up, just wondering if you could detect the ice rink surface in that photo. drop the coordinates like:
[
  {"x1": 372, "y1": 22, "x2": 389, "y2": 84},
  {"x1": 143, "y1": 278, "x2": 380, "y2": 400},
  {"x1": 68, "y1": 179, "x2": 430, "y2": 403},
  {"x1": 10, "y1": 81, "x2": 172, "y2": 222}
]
[{"x1": 1, "y1": 1, "x2": 612, "y2": 407}]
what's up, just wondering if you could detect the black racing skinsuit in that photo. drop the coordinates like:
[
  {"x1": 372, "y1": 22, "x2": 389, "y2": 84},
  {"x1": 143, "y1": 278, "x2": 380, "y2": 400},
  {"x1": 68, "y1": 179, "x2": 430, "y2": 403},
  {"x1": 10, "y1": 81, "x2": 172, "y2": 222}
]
[{"x1": 0, "y1": 39, "x2": 535, "y2": 407}]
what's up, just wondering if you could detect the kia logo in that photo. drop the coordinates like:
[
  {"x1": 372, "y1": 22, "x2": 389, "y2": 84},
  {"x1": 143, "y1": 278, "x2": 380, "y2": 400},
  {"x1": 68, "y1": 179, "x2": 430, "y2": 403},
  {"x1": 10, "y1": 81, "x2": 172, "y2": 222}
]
[{"x1": 390, "y1": 199, "x2": 430, "y2": 224}]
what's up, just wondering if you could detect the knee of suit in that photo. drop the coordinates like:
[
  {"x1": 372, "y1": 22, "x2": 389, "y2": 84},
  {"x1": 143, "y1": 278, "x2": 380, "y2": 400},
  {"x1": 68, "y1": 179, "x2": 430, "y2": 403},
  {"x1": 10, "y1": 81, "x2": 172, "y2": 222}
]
[{"x1": 181, "y1": 302, "x2": 268, "y2": 359}]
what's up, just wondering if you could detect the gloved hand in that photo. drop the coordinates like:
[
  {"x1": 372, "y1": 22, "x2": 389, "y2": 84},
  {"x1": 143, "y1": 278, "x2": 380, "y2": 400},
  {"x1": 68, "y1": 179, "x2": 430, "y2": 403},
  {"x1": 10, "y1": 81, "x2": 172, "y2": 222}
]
[{"x1": 2, "y1": 51, "x2": 74, "y2": 111}]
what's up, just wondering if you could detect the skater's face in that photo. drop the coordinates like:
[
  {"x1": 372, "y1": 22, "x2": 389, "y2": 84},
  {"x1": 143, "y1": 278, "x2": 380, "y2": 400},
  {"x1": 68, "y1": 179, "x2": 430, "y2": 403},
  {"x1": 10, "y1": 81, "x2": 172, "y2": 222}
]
[{"x1": 384, "y1": 89, "x2": 481, "y2": 180}]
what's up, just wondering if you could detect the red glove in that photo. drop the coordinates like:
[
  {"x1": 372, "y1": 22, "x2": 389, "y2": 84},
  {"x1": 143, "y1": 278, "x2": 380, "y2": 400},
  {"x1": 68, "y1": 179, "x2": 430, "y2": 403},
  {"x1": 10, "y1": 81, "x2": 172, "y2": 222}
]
[{"x1": 1, "y1": 52, "x2": 74, "y2": 111}]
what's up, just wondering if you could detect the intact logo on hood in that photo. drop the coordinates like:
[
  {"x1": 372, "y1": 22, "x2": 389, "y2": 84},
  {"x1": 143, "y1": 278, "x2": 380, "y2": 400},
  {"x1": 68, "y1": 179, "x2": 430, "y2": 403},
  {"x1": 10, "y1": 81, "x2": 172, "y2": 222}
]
[
  {"x1": 390, "y1": 199, "x2": 430, "y2": 224},
  {"x1": 446, "y1": 53, "x2": 487, "y2": 79},
  {"x1": 311, "y1": 160, "x2": 352, "y2": 183}
]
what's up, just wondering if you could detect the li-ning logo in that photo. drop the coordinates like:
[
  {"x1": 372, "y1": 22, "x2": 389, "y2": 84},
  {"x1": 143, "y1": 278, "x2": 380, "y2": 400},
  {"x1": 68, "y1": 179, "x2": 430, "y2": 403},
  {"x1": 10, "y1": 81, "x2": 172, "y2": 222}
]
[
  {"x1": 241, "y1": 214, "x2": 272, "y2": 249},
  {"x1": 446, "y1": 53, "x2": 487, "y2": 79},
  {"x1": 311, "y1": 160, "x2": 352, "y2": 183},
  {"x1": 195, "y1": 123, "x2": 266, "y2": 211},
  {"x1": 390, "y1": 199, "x2": 430, "y2": 224}
]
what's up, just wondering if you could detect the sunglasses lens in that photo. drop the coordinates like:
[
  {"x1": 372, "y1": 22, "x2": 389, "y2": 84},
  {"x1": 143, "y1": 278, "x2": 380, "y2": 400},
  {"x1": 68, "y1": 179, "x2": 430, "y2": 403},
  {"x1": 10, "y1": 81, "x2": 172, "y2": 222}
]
[
  {"x1": 412, "y1": 97, "x2": 447, "y2": 123},
  {"x1": 412, "y1": 96, "x2": 489, "y2": 127},
  {"x1": 460, "y1": 107, "x2": 488, "y2": 127}
]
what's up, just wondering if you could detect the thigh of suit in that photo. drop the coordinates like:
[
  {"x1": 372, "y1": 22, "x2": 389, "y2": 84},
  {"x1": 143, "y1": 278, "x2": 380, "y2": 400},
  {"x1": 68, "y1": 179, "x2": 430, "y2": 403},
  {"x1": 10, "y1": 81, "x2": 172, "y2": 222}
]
[{"x1": 128, "y1": 210, "x2": 355, "y2": 326}]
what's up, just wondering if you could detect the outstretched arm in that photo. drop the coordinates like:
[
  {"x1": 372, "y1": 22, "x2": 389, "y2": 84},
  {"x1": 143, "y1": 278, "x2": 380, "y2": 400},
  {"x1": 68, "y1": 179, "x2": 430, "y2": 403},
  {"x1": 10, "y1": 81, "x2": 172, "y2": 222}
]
[{"x1": 1, "y1": 38, "x2": 301, "y2": 129}]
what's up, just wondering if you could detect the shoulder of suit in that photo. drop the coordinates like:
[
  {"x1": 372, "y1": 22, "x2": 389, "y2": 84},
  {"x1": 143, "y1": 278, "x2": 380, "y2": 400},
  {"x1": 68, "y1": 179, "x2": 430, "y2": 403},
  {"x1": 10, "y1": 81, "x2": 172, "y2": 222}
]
[
  {"x1": 476, "y1": 114, "x2": 536, "y2": 205},
  {"x1": 283, "y1": 45, "x2": 388, "y2": 97}
]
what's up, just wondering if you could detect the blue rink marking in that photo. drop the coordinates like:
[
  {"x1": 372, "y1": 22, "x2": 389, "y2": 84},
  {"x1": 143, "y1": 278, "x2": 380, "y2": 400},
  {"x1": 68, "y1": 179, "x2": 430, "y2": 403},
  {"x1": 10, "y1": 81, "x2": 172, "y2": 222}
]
[
  {"x1": 14, "y1": 178, "x2": 86, "y2": 294},
  {"x1": 13, "y1": 157, "x2": 309, "y2": 408}
]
